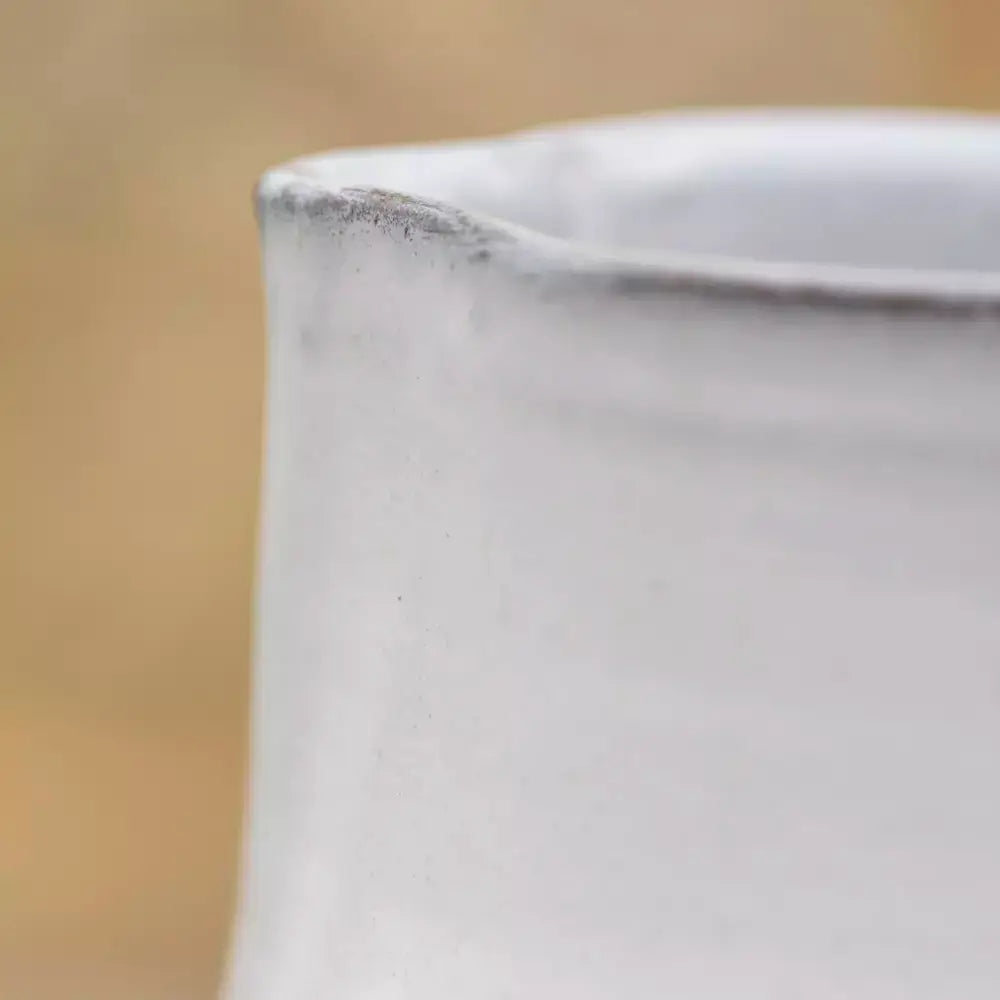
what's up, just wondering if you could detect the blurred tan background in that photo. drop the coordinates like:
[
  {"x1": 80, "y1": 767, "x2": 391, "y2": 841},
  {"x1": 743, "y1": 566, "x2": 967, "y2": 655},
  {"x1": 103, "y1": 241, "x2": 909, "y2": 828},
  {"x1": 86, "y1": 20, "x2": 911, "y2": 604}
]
[{"x1": 2, "y1": 1, "x2": 999, "y2": 997}]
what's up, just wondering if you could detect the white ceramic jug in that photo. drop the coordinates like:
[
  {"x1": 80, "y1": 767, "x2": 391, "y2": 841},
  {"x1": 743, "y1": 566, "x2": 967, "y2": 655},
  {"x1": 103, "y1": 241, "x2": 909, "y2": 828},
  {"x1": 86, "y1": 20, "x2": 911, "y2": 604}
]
[{"x1": 225, "y1": 111, "x2": 1000, "y2": 1000}]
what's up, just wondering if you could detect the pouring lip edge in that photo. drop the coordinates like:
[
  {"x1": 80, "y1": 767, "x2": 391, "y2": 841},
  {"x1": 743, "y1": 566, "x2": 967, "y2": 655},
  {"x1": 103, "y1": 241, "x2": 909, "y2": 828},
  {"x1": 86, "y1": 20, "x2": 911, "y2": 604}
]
[{"x1": 254, "y1": 109, "x2": 1000, "y2": 316}]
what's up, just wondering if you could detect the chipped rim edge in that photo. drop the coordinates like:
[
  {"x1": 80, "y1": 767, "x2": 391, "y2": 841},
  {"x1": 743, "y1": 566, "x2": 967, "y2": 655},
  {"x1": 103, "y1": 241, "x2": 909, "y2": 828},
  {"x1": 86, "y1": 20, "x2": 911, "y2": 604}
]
[{"x1": 254, "y1": 114, "x2": 1000, "y2": 317}]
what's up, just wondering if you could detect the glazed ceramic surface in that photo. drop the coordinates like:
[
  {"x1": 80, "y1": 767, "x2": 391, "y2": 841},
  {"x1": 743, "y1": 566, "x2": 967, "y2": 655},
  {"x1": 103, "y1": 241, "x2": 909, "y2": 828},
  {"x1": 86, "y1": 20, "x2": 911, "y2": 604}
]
[{"x1": 225, "y1": 111, "x2": 1000, "y2": 1000}]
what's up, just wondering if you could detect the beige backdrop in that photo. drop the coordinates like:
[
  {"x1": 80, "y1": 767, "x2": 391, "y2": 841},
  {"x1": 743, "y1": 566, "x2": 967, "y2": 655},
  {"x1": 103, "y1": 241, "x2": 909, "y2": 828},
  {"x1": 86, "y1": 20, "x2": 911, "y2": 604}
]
[{"x1": 2, "y1": 1, "x2": 998, "y2": 997}]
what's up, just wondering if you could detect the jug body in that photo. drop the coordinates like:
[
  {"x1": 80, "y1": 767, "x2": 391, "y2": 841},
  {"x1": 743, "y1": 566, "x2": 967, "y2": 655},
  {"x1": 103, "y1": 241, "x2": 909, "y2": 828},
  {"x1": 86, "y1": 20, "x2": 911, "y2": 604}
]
[{"x1": 226, "y1": 111, "x2": 1000, "y2": 1000}]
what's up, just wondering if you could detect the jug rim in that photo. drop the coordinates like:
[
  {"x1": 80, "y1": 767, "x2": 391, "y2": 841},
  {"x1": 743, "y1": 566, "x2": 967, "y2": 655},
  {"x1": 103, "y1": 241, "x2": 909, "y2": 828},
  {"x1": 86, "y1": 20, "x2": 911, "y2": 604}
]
[{"x1": 257, "y1": 109, "x2": 1000, "y2": 315}]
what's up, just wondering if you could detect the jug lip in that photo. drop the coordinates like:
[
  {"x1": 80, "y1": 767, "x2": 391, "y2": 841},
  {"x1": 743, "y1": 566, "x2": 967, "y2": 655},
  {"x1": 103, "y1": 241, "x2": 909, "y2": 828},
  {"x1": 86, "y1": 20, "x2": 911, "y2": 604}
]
[{"x1": 256, "y1": 108, "x2": 1000, "y2": 315}]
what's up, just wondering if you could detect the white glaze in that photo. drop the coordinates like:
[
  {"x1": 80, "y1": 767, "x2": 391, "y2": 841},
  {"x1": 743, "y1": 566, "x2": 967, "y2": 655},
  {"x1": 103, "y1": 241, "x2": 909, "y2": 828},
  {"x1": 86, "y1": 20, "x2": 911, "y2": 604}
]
[{"x1": 226, "y1": 112, "x2": 1000, "y2": 1000}]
